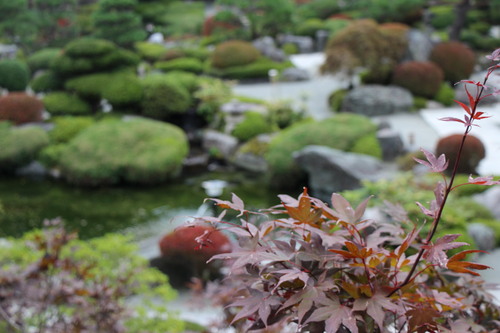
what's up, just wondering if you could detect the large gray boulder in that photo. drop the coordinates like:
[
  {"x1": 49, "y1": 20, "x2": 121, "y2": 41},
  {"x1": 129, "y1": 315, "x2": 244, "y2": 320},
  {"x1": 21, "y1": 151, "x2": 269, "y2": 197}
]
[
  {"x1": 341, "y1": 85, "x2": 413, "y2": 116},
  {"x1": 455, "y1": 70, "x2": 500, "y2": 105},
  {"x1": 467, "y1": 223, "x2": 496, "y2": 252},
  {"x1": 293, "y1": 145, "x2": 393, "y2": 201},
  {"x1": 474, "y1": 186, "x2": 500, "y2": 220}
]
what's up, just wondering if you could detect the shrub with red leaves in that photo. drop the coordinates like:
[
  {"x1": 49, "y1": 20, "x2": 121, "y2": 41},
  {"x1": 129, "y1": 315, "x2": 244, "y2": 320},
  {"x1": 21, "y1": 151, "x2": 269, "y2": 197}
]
[
  {"x1": 0, "y1": 93, "x2": 44, "y2": 125},
  {"x1": 159, "y1": 225, "x2": 231, "y2": 263},
  {"x1": 436, "y1": 134, "x2": 485, "y2": 175},
  {"x1": 430, "y1": 41, "x2": 476, "y2": 84},
  {"x1": 392, "y1": 61, "x2": 444, "y2": 98}
]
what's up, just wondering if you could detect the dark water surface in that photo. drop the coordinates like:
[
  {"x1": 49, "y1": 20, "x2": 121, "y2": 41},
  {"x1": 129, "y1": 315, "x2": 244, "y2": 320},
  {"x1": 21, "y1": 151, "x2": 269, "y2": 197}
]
[{"x1": 0, "y1": 174, "x2": 282, "y2": 239}]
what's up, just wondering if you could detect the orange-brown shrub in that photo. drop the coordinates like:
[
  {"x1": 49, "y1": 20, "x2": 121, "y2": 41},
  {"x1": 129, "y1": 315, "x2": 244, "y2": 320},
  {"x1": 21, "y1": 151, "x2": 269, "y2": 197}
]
[
  {"x1": 392, "y1": 61, "x2": 444, "y2": 98},
  {"x1": 211, "y1": 40, "x2": 261, "y2": 69},
  {"x1": 159, "y1": 225, "x2": 231, "y2": 263},
  {"x1": 436, "y1": 134, "x2": 485, "y2": 175},
  {"x1": 430, "y1": 41, "x2": 476, "y2": 84},
  {"x1": 0, "y1": 93, "x2": 44, "y2": 125}
]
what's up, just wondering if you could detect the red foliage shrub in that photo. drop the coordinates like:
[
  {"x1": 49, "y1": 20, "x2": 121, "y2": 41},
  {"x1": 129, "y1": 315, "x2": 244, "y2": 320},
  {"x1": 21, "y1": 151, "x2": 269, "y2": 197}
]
[
  {"x1": 430, "y1": 41, "x2": 476, "y2": 84},
  {"x1": 159, "y1": 225, "x2": 231, "y2": 263},
  {"x1": 202, "y1": 16, "x2": 240, "y2": 37},
  {"x1": 436, "y1": 134, "x2": 485, "y2": 174},
  {"x1": 392, "y1": 61, "x2": 444, "y2": 98},
  {"x1": 211, "y1": 40, "x2": 261, "y2": 69},
  {"x1": 0, "y1": 92, "x2": 44, "y2": 125}
]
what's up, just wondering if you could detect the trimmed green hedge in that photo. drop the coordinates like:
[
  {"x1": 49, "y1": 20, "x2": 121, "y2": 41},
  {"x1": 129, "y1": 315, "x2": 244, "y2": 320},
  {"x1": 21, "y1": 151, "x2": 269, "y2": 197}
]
[
  {"x1": 266, "y1": 114, "x2": 379, "y2": 187},
  {"x1": 134, "y1": 42, "x2": 166, "y2": 62},
  {"x1": 49, "y1": 116, "x2": 96, "y2": 144},
  {"x1": 102, "y1": 76, "x2": 143, "y2": 112},
  {"x1": 154, "y1": 57, "x2": 203, "y2": 74},
  {"x1": 213, "y1": 58, "x2": 294, "y2": 80},
  {"x1": 57, "y1": 118, "x2": 189, "y2": 185},
  {"x1": 30, "y1": 71, "x2": 63, "y2": 93},
  {"x1": 43, "y1": 92, "x2": 92, "y2": 116},
  {"x1": 27, "y1": 48, "x2": 61, "y2": 72},
  {"x1": 0, "y1": 123, "x2": 49, "y2": 173}
]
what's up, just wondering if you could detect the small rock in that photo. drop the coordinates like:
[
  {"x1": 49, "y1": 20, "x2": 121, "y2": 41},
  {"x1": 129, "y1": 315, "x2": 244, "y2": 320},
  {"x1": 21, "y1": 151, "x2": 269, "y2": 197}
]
[
  {"x1": 280, "y1": 67, "x2": 310, "y2": 82},
  {"x1": 341, "y1": 85, "x2": 413, "y2": 116},
  {"x1": 201, "y1": 130, "x2": 239, "y2": 160},
  {"x1": 377, "y1": 128, "x2": 406, "y2": 161}
]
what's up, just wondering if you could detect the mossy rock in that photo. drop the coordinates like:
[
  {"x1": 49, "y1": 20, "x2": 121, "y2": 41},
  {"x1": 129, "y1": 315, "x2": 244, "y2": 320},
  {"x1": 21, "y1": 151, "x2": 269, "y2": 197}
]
[
  {"x1": 57, "y1": 118, "x2": 188, "y2": 186},
  {"x1": 265, "y1": 113, "x2": 379, "y2": 188},
  {"x1": 0, "y1": 123, "x2": 49, "y2": 173},
  {"x1": 232, "y1": 111, "x2": 274, "y2": 142}
]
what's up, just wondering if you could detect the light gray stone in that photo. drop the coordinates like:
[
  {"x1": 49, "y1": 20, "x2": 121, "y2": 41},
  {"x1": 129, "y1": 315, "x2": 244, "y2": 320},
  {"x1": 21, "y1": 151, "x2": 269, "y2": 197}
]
[
  {"x1": 405, "y1": 29, "x2": 434, "y2": 62},
  {"x1": 467, "y1": 223, "x2": 496, "y2": 252},
  {"x1": 232, "y1": 152, "x2": 268, "y2": 173},
  {"x1": 377, "y1": 128, "x2": 406, "y2": 161},
  {"x1": 15, "y1": 161, "x2": 48, "y2": 178},
  {"x1": 474, "y1": 186, "x2": 500, "y2": 220},
  {"x1": 252, "y1": 36, "x2": 287, "y2": 62},
  {"x1": 202, "y1": 130, "x2": 239, "y2": 160},
  {"x1": 280, "y1": 67, "x2": 310, "y2": 82},
  {"x1": 341, "y1": 85, "x2": 414, "y2": 116},
  {"x1": 293, "y1": 145, "x2": 393, "y2": 201}
]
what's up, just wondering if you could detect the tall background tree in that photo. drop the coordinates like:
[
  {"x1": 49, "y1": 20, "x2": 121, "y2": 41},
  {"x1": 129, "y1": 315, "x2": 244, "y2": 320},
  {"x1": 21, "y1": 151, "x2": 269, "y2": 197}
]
[{"x1": 92, "y1": 0, "x2": 147, "y2": 48}]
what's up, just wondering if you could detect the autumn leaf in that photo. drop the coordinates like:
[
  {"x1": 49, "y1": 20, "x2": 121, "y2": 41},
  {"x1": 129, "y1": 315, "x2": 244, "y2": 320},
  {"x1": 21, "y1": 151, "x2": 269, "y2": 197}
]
[
  {"x1": 422, "y1": 234, "x2": 469, "y2": 267},
  {"x1": 467, "y1": 175, "x2": 500, "y2": 186},
  {"x1": 283, "y1": 188, "x2": 323, "y2": 227},
  {"x1": 413, "y1": 148, "x2": 448, "y2": 173},
  {"x1": 446, "y1": 250, "x2": 490, "y2": 276},
  {"x1": 353, "y1": 293, "x2": 400, "y2": 330},
  {"x1": 406, "y1": 306, "x2": 440, "y2": 333},
  {"x1": 306, "y1": 296, "x2": 359, "y2": 333},
  {"x1": 209, "y1": 193, "x2": 247, "y2": 216}
]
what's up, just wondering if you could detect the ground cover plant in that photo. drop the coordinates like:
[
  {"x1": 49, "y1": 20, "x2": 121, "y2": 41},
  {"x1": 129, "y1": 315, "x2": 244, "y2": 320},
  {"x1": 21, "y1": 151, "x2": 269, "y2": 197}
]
[{"x1": 190, "y1": 49, "x2": 500, "y2": 332}]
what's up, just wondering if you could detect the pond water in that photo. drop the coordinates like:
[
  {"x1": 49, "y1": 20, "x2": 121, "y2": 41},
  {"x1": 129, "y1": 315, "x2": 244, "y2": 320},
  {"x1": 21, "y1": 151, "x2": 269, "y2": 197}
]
[{"x1": 0, "y1": 173, "x2": 283, "y2": 241}]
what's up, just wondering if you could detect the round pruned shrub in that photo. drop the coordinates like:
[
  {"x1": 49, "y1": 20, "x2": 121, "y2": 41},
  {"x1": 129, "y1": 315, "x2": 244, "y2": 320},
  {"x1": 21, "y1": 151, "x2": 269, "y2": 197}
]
[
  {"x1": 154, "y1": 57, "x2": 203, "y2": 74},
  {"x1": 164, "y1": 71, "x2": 200, "y2": 93},
  {"x1": 0, "y1": 93, "x2": 44, "y2": 125},
  {"x1": 64, "y1": 73, "x2": 111, "y2": 102},
  {"x1": 43, "y1": 92, "x2": 92, "y2": 116},
  {"x1": 26, "y1": 48, "x2": 61, "y2": 72},
  {"x1": 0, "y1": 60, "x2": 30, "y2": 92},
  {"x1": 0, "y1": 122, "x2": 49, "y2": 173},
  {"x1": 134, "y1": 41, "x2": 167, "y2": 62},
  {"x1": 216, "y1": 58, "x2": 293, "y2": 80},
  {"x1": 392, "y1": 61, "x2": 444, "y2": 99},
  {"x1": 30, "y1": 71, "x2": 63, "y2": 93},
  {"x1": 430, "y1": 41, "x2": 476, "y2": 84},
  {"x1": 265, "y1": 113, "x2": 379, "y2": 188},
  {"x1": 57, "y1": 118, "x2": 189, "y2": 186},
  {"x1": 232, "y1": 111, "x2": 274, "y2": 141},
  {"x1": 64, "y1": 37, "x2": 116, "y2": 58},
  {"x1": 436, "y1": 134, "x2": 485, "y2": 175},
  {"x1": 211, "y1": 40, "x2": 261, "y2": 69},
  {"x1": 140, "y1": 74, "x2": 192, "y2": 120}
]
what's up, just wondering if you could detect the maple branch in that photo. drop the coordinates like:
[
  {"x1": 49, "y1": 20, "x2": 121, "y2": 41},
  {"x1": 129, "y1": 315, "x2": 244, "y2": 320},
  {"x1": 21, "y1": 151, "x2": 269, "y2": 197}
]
[{"x1": 388, "y1": 75, "x2": 489, "y2": 297}]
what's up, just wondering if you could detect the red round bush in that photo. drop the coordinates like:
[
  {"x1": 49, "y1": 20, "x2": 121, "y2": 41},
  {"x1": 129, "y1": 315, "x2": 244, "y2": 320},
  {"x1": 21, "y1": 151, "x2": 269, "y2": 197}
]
[
  {"x1": 391, "y1": 61, "x2": 444, "y2": 98},
  {"x1": 430, "y1": 41, "x2": 476, "y2": 84},
  {"x1": 435, "y1": 134, "x2": 485, "y2": 174},
  {"x1": 0, "y1": 93, "x2": 44, "y2": 125},
  {"x1": 159, "y1": 225, "x2": 231, "y2": 263}
]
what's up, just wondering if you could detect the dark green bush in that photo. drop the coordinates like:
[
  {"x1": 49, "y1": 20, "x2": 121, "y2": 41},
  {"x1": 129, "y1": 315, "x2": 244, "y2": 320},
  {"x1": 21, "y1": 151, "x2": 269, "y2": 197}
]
[
  {"x1": 211, "y1": 40, "x2": 261, "y2": 69},
  {"x1": 27, "y1": 48, "x2": 61, "y2": 72},
  {"x1": 434, "y1": 82, "x2": 455, "y2": 106},
  {"x1": 30, "y1": 71, "x2": 63, "y2": 93},
  {"x1": 102, "y1": 75, "x2": 143, "y2": 111},
  {"x1": 0, "y1": 60, "x2": 30, "y2": 92},
  {"x1": 65, "y1": 73, "x2": 111, "y2": 102},
  {"x1": 429, "y1": 5, "x2": 454, "y2": 30},
  {"x1": 0, "y1": 93, "x2": 44, "y2": 125},
  {"x1": 216, "y1": 58, "x2": 293, "y2": 80},
  {"x1": 58, "y1": 118, "x2": 189, "y2": 185},
  {"x1": 49, "y1": 116, "x2": 96, "y2": 143},
  {"x1": 140, "y1": 74, "x2": 192, "y2": 120},
  {"x1": 43, "y1": 92, "x2": 92, "y2": 116},
  {"x1": 266, "y1": 114, "x2": 379, "y2": 187},
  {"x1": 154, "y1": 57, "x2": 203, "y2": 74},
  {"x1": 430, "y1": 41, "x2": 476, "y2": 84},
  {"x1": 392, "y1": 61, "x2": 444, "y2": 99},
  {"x1": 232, "y1": 111, "x2": 273, "y2": 141},
  {"x1": 0, "y1": 123, "x2": 49, "y2": 173},
  {"x1": 64, "y1": 37, "x2": 116, "y2": 57},
  {"x1": 468, "y1": 21, "x2": 490, "y2": 35}
]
